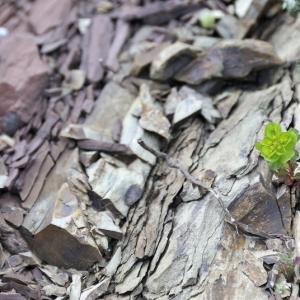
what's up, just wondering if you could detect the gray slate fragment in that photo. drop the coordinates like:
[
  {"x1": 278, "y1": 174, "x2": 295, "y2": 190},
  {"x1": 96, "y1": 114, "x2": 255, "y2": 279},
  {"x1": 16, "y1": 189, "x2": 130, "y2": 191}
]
[
  {"x1": 173, "y1": 86, "x2": 220, "y2": 125},
  {"x1": 175, "y1": 39, "x2": 282, "y2": 85},
  {"x1": 150, "y1": 42, "x2": 199, "y2": 80},
  {"x1": 81, "y1": 15, "x2": 113, "y2": 82}
]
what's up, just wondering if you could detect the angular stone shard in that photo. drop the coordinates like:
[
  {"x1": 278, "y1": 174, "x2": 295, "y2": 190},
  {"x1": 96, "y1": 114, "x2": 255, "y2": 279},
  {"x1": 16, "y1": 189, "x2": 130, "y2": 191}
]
[
  {"x1": 228, "y1": 181, "x2": 286, "y2": 237},
  {"x1": 87, "y1": 157, "x2": 147, "y2": 217},
  {"x1": 80, "y1": 278, "x2": 110, "y2": 300},
  {"x1": 173, "y1": 86, "x2": 220, "y2": 125},
  {"x1": 81, "y1": 15, "x2": 113, "y2": 82},
  {"x1": 131, "y1": 43, "x2": 169, "y2": 76},
  {"x1": 173, "y1": 91, "x2": 202, "y2": 125},
  {"x1": 175, "y1": 40, "x2": 282, "y2": 85},
  {"x1": 120, "y1": 87, "x2": 161, "y2": 165},
  {"x1": 105, "y1": 19, "x2": 130, "y2": 72},
  {"x1": 42, "y1": 285, "x2": 67, "y2": 297},
  {"x1": 29, "y1": 0, "x2": 73, "y2": 35},
  {"x1": 138, "y1": 84, "x2": 171, "y2": 140},
  {"x1": 197, "y1": 227, "x2": 269, "y2": 300},
  {"x1": 22, "y1": 150, "x2": 103, "y2": 270},
  {"x1": 62, "y1": 70, "x2": 85, "y2": 93},
  {"x1": 216, "y1": 15, "x2": 248, "y2": 39},
  {"x1": 77, "y1": 140, "x2": 131, "y2": 155},
  {"x1": 241, "y1": 251, "x2": 268, "y2": 287},
  {"x1": 103, "y1": 247, "x2": 122, "y2": 277},
  {"x1": 215, "y1": 90, "x2": 241, "y2": 119},
  {"x1": 150, "y1": 42, "x2": 200, "y2": 80},
  {"x1": 164, "y1": 87, "x2": 181, "y2": 116},
  {"x1": 0, "y1": 34, "x2": 49, "y2": 125},
  {"x1": 0, "y1": 157, "x2": 8, "y2": 188},
  {"x1": 69, "y1": 274, "x2": 82, "y2": 300},
  {"x1": 116, "y1": 261, "x2": 149, "y2": 294},
  {"x1": 60, "y1": 124, "x2": 110, "y2": 141},
  {"x1": 87, "y1": 209, "x2": 122, "y2": 240},
  {"x1": 236, "y1": 0, "x2": 269, "y2": 32},
  {"x1": 79, "y1": 151, "x2": 99, "y2": 168},
  {"x1": 85, "y1": 82, "x2": 134, "y2": 140}
]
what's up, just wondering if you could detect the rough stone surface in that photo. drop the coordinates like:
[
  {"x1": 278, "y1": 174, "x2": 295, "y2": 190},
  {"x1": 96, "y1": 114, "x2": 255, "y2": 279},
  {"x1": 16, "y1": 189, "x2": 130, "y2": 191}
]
[
  {"x1": 29, "y1": 0, "x2": 73, "y2": 35},
  {"x1": 22, "y1": 150, "x2": 103, "y2": 270},
  {"x1": 0, "y1": 34, "x2": 48, "y2": 125}
]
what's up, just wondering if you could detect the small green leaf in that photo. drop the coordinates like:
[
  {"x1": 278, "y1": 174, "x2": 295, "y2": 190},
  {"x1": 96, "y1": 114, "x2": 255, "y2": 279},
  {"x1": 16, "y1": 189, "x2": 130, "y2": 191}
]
[
  {"x1": 199, "y1": 10, "x2": 216, "y2": 29},
  {"x1": 256, "y1": 122, "x2": 299, "y2": 170},
  {"x1": 264, "y1": 122, "x2": 281, "y2": 138}
]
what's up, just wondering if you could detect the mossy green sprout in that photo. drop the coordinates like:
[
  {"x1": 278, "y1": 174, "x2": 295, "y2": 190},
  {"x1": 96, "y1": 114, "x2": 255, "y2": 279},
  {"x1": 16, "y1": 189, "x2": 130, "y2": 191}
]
[
  {"x1": 256, "y1": 122, "x2": 299, "y2": 170},
  {"x1": 199, "y1": 10, "x2": 216, "y2": 29}
]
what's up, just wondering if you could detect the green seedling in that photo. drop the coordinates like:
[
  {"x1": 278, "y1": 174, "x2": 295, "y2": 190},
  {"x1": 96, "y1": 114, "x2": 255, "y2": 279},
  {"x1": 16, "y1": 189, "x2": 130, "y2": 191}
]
[
  {"x1": 199, "y1": 10, "x2": 216, "y2": 29},
  {"x1": 256, "y1": 122, "x2": 300, "y2": 186}
]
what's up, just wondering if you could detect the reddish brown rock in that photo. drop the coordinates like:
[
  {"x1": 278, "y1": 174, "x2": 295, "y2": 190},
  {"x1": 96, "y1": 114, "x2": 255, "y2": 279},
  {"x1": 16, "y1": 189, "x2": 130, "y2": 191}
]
[
  {"x1": 29, "y1": 0, "x2": 73, "y2": 35},
  {"x1": 0, "y1": 34, "x2": 49, "y2": 128},
  {"x1": 81, "y1": 15, "x2": 113, "y2": 82}
]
